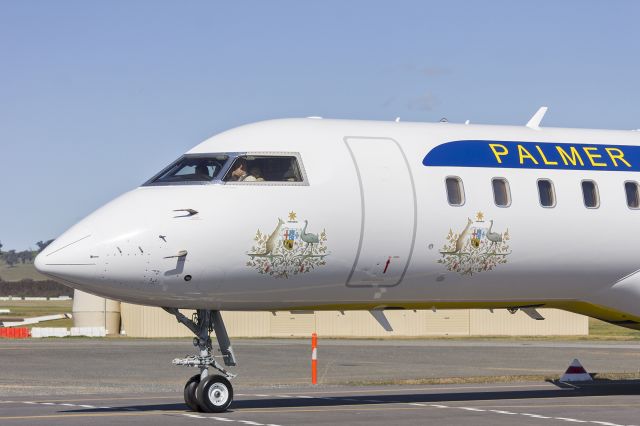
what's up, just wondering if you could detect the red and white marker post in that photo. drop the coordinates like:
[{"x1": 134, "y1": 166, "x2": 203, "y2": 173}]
[{"x1": 311, "y1": 332, "x2": 318, "y2": 385}]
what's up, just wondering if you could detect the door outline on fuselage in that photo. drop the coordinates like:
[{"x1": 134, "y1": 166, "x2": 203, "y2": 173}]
[{"x1": 343, "y1": 136, "x2": 418, "y2": 287}]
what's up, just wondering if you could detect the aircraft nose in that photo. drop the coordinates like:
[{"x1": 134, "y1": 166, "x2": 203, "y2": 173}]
[{"x1": 35, "y1": 234, "x2": 98, "y2": 284}]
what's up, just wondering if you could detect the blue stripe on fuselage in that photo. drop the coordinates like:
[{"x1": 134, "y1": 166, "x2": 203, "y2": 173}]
[{"x1": 423, "y1": 140, "x2": 638, "y2": 171}]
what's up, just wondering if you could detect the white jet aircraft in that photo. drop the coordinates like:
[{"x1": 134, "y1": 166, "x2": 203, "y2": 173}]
[{"x1": 35, "y1": 108, "x2": 640, "y2": 412}]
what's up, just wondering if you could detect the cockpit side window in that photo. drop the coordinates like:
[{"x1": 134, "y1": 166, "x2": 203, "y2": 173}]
[
  {"x1": 149, "y1": 155, "x2": 229, "y2": 184},
  {"x1": 224, "y1": 155, "x2": 303, "y2": 183}
]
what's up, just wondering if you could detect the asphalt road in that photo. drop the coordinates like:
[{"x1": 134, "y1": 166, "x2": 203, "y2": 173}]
[
  {"x1": 1, "y1": 382, "x2": 640, "y2": 426},
  {"x1": 0, "y1": 338, "x2": 639, "y2": 425}
]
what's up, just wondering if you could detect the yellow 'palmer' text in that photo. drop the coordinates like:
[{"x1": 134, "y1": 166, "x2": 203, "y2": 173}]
[
  {"x1": 489, "y1": 144, "x2": 508, "y2": 164},
  {"x1": 487, "y1": 143, "x2": 632, "y2": 169}
]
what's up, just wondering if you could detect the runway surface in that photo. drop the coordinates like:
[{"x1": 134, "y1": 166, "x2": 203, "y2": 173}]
[
  {"x1": 0, "y1": 338, "x2": 639, "y2": 424},
  {"x1": 1, "y1": 382, "x2": 640, "y2": 425}
]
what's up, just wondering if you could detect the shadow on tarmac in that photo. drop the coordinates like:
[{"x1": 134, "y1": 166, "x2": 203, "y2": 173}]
[{"x1": 59, "y1": 380, "x2": 640, "y2": 414}]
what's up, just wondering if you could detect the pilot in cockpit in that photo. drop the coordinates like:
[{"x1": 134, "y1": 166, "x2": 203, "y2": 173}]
[
  {"x1": 195, "y1": 163, "x2": 210, "y2": 180},
  {"x1": 248, "y1": 167, "x2": 264, "y2": 182},
  {"x1": 228, "y1": 158, "x2": 266, "y2": 182},
  {"x1": 229, "y1": 159, "x2": 247, "y2": 181}
]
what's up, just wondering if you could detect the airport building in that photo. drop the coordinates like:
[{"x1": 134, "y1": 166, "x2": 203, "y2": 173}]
[
  {"x1": 119, "y1": 303, "x2": 588, "y2": 338},
  {"x1": 73, "y1": 291, "x2": 588, "y2": 337}
]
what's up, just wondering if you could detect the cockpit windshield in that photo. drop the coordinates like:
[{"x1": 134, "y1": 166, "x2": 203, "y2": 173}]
[
  {"x1": 150, "y1": 155, "x2": 229, "y2": 184},
  {"x1": 144, "y1": 152, "x2": 307, "y2": 186}
]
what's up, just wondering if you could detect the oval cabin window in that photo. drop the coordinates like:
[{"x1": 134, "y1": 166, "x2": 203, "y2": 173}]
[
  {"x1": 581, "y1": 180, "x2": 600, "y2": 208},
  {"x1": 492, "y1": 178, "x2": 511, "y2": 207},
  {"x1": 445, "y1": 177, "x2": 465, "y2": 206},
  {"x1": 537, "y1": 179, "x2": 556, "y2": 208},
  {"x1": 625, "y1": 181, "x2": 640, "y2": 209}
]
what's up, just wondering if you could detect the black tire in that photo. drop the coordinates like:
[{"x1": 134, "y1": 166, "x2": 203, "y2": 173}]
[
  {"x1": 195, "y1": 374, "x2": 233, "y2": 413},
  {"x1": 184, "y1": 374, "x2": 201, "y2": 412}
]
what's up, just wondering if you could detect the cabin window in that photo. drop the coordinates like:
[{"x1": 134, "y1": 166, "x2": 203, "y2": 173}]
[
  {"x1": 224, "y1": 155, "x2": 303, "y2": 182},
  {"x1": 537, "y1": 179, "x2": 556, "y2": 207},
  {"x1": 625, "y1": 181, "x2": 640, "y2": 209},
  {"x1": 445, "y1": 176, "x2": 465, "y2": 206},
  {"x1": 149, "y1": 155, "x2": 229, "y2": 184},
  {"x1": 581, "y1": 180, "x2": 600, "y2": 208},
  {"x1": 492, "y1": 178, "x2": 511, "y2": 207}
]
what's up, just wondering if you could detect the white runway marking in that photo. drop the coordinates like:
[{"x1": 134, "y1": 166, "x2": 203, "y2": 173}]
[
  {"x1": 1, "y1": 400, "x2": 115, "y2": 410},
  {"x1": 180, "y1": 414, "x2": 282, "y2": 426},
  {"x1": 520, "y1": 413, "x2": 552, "y2": 419}
]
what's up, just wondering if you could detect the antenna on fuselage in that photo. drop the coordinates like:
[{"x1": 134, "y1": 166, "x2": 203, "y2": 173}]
[{"x1": 526, "y1": 106, "x2": 548, "y2": 130}]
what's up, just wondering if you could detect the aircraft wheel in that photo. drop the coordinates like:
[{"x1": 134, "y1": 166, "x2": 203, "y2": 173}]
[
  {"x1": 184, "y1": 374, "x2": 201, "y2": 412},
  {"x1": 196, "y1": 374, "x2": 233, "y2": 413}
]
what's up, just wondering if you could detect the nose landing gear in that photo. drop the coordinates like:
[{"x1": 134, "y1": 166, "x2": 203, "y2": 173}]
[
  {"x1": 196, "y1": 374, "x2": 233, "y2": 412},
  {"x1": 164, "y1": 308, "x2": 237, "y2": 413}
]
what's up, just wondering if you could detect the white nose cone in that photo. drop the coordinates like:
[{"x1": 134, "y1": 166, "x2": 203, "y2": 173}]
[{"x1": 35, "y1": 234, "x2": 97, "y2": 285}]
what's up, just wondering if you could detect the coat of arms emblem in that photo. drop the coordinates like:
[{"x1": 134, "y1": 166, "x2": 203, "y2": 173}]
[
  {"x1": 438, "y1": 211, "x2": 511, "y2": 276},
  {"x1": 247, "y1": 211, "x2": 329, "y2": 278}
]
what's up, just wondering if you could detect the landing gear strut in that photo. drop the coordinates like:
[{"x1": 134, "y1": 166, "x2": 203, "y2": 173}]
[{"x1": 164, "y1": 308, "x2": 237, "y2": 413}]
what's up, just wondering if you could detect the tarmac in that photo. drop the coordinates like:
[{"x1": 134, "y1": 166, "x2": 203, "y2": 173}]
[{"x1": 0, "y1": 338, "x2": 639, "y2": 425}]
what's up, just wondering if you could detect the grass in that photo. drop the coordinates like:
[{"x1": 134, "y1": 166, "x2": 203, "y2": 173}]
[
  {"x1": 36, "y1": 318, "x2": 73, "y2": 328},
  {"x1": 587, "y1": 318, "x2": 640, "y2": 339},
  {"x1": 0, "y1": 300, "x2": 73, "y2": 328},
  {"x1": 0, "y1": 259, "x2": 48, "y2": 282}
]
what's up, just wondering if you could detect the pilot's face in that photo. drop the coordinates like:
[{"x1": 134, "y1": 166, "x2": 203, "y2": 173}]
[{"x1": 231, "y1": 165, "x2": 245, "y2": 178}]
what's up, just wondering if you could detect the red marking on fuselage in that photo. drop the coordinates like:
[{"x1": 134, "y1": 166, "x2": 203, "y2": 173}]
[{"x1": 383, "y1": 257, "x2": 391, "y2": 274}]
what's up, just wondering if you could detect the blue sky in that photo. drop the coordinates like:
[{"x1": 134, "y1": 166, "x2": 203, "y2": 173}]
[{"x1": 2, "y1": 1, "x2": 639, "y2": 250}]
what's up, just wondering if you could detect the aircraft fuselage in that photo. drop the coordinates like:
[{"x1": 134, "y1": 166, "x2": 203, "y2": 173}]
[{"x1": 35, "y1": 118, "x2": 640, "y2": 328}]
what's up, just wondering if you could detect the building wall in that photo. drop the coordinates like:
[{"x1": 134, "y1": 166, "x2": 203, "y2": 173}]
[
  {"x1": 73, "y1": 290, "x2": 121, "y2": 335},
  {"x1": 120, "y1": 303, "x2": 588, "y2": 338}
]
